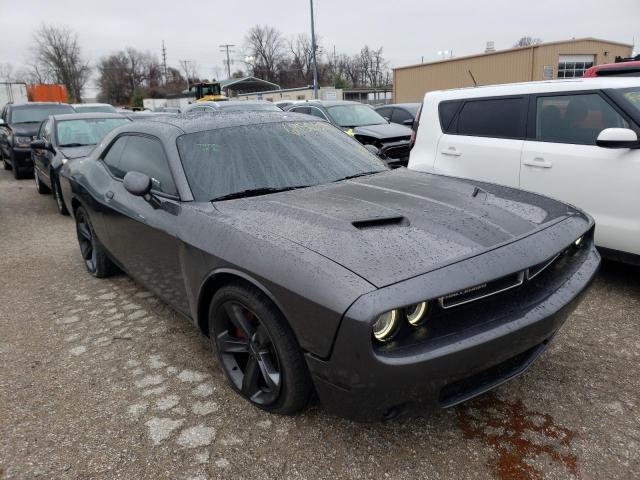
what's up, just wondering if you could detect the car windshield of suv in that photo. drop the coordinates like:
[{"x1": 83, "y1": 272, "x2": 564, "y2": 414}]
[
  {"x1": 10, "y1": 105, "x2": 75, "y2": 124},
  {"x1": 326, "y1": 104, "x2": 388, "y2": 128},
  {"x1": 56, "y1": 118, "x2": 130, "y2": 147},
  {"x1": 177, "y1": 120, "x2": 388, "y2": 202},
  {"x1": 218, "y1": 103, "x2": 281, "y2": 112},
  {"x1": 74, "y1": 105, "x2": 117, "y2": 114}
]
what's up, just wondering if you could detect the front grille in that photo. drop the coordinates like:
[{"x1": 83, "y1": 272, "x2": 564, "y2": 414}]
[
  {"x1": 439, "y1": 271, "x2": 524, "y2": 309},
  {"x1": 381, "y1": 144, "x2": 411, "y2": 159}
]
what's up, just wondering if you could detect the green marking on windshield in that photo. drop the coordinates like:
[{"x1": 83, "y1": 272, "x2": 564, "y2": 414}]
[{"x1": 197, "y1": 143, "x2": 220, "y2": 153}]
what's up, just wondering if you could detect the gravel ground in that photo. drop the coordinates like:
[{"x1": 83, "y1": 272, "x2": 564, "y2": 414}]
[{"x1": 0, "y1": 166, "x2": 638, "y2": 480}]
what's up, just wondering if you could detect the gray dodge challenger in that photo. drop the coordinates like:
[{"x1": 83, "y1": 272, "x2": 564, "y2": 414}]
[{"x1": 59, "y1": 112, "x2": 600, "y2": 421}]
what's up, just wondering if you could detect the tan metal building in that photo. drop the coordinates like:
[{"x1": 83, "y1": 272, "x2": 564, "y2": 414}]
[{"x1": 393, "y1": 38, "x2": 633, "y2": 103}]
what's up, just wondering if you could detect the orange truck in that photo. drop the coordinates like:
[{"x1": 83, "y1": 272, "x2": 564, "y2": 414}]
[{"x1": 27, "y1": 84, "x2": 68, "y2": 103}]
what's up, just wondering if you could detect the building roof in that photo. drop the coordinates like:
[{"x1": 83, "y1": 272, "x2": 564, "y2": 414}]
[
  {"x1": 219, "y1": 76, "x2": 281, "y2": 92},
  {"x1": 394, "y1": 37, "x2": 635, "y2": 71}
]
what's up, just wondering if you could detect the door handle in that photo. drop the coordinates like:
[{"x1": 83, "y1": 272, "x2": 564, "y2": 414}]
[
  {"x1": 105, "y1": 191, "x2": 114, "y2": 200},
  {"x1": 523, "y1": 157, "x2": 553, "y2": 168},
  {"x1": 440, "y1": 148, "x2": 461, "y2": 157}
]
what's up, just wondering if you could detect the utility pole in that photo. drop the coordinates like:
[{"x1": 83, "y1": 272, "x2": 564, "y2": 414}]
[
  {"x1": 162, "y1": 40, "x2": 168, "y2": 85},
  {"x1": 219, "y1": 44, "x2": 235, "y2": 79},
  {"x1": 309, "y1": 0, "x2": 319, "y2": 99},
  {"x1": 180, "y1": 59, "x2": 192, "y2": 91}
]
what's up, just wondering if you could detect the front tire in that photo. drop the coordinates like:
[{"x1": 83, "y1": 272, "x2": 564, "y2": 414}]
[
  {"x1": 209, "y1": 283, "x2": 312, "y2": 415},
  {"x1": 11, "y1": 152, "x2": 23, "y2": 179},
  {"x1": 34, "y1": 167, "x2": 51, "y2": 194},
  {"x1": 74, "y1": 206, "x2": 118, "y2": 278}
]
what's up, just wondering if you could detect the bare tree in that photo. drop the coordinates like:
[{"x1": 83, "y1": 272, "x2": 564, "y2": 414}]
[
  {"x1": 244, "y1": 25, "x2": 285, "y2": 83},
  {"x1": 97, "y1": 48, "x2": 162, "y2": 105},
  {"x1": 514, "y1": 36, "x2": 543, "y2": 47},
  {"x1": 179, "y1": 60, "x2": 200, "y2": 88},
  {"x1": 31, "y1": 24, "x2": 91, "y2": 102}
]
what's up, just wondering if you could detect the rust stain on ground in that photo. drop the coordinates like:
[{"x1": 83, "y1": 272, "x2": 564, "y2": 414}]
[{"x1": 456, "y1": 393, "x2": 579, "y2": 480}]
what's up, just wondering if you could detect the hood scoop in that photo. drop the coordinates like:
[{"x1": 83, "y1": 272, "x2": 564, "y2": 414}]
[{"x1": 352, "y1": 216, "x2": 409, "y2": 230}]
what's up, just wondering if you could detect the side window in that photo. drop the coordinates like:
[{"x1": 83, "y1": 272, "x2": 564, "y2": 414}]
[
  {"x1": 438, "y1": 101, "x2": 461, "y2": 133},
  {"x1": 536, "y1": 94, "x2": 629, "y2": 145},
  {"x1": 391, "y1": 108, "x2": 413, "y2": 125},
  {"x1": 308, "y1": 107, "x2": 327, "y2": 120},
  {"x1": 102, "y1": 136, "x2": 129, "y2": 176},
  {"x1": 291, "y1": 106, "x2": 310, "y2": 115},
  {"x1": 43, "y1": 120, "x2": 52, "y2": 141},
  {"x1": 457, "y1": 98, "x2": 526, "y2": 139},
  {"x1": 119, "y1": 136, "x2": 177, "y2": 195}
]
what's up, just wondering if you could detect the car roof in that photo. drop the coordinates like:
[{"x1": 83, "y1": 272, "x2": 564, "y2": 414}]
[
  {"x1": 72, "y1": 103, "x2": 114, "y2": 107},
  {"x1": 425, "y1": 77, "x2": 640, "y2": 100},
  {"x1": 51, "y1": 112, "x2": 130, "y2": 121},
  {"x1": 299, "y1": 100, "x2": 360, "y2": 107},
  {"x1": 9, "y1": 102, "x2": 72, "y2": 107},
  {"x1": 377, "y1": 103, "x2": 421, "y2": 108},
  {"x1": 138, "y1": 111, "x2": 316, "y2": 134}
]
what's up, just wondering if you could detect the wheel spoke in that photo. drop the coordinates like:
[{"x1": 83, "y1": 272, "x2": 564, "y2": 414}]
[
  {"x1": 256, "y1": 352, "x2": 280, "y2": 390},
  {"x1": 224, "y1": 303, "x2": 255, "y2": 338},
  {"x1": 241, "y1": 356, "x2": 260, "y2": 398},
  {"x1": 77, "y1": 223, "x2": 91, "y2": 241},
  {"x1": 79, "y1": 241, "x2": 92, "y2": 260},
  {"x1": 217, "y1": 331, "x2": 249, "y2": 354}
]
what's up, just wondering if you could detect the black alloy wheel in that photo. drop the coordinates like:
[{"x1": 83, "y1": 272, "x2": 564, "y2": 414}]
[
  {"x1": 209, "y1": 283, "x2": 312, "y2": 415},
  {"x1": 75, "y1": 207, "x2": 97, "y2": 274},
  {"x1": 215, "y1": 301, "x2": 282, "y2": 406},
  {"x1": 52, "y1": 174, "x2": 69, "y2": 215}
]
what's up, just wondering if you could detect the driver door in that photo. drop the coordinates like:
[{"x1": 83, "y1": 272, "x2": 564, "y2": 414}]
[
  {"x1": 520, "y1": 92, "x2": 640, "y2": 254},
  {"x1": 100, "y1": 134, "x2": 190, "y2": 313}
]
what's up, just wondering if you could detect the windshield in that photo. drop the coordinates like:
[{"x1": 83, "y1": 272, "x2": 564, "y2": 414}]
[
  {"x1": 56, "y1": 118, "x2": 130, "y2": 146},
  {"x1": 74, "y1": 105, "x2": 117, "y2": 114},
  {"x1": 10, "y1": 105, "x2": 74, "y2": 124},
  {"x1": 176, "y1": 121, "x2": 387, "y2": 202},
  {"x1": 218, "y1": 103, "x2": 281, "y2": 112},
  {"x1": 327, "y1": 104, "x2": 388, "y2": 127}
]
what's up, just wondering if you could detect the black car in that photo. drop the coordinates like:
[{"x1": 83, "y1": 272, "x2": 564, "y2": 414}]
[
  {"x1": 60, "y1": 112, "x2": 599, "y2": 421},
  {"x1": 287, "y1": 101, "x2": 413, "y2": 167},
  {"x1": 0, "y1": 102, "x2": 75, "y2": 179},
  {"x1": 375, "y1": 103, "x2": 422, "y2": 128},
  {"x1": 31, "y1": 113, "x2": 130, "y2": 214}
]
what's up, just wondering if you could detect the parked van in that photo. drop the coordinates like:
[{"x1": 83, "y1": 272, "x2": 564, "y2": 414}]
[{"x1": 408, "y1": 78, "x2": 640, "y2": 263}]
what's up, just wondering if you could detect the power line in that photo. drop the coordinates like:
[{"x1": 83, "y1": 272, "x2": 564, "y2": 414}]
[{"x1": 219, "y1": 44, "x2": 235, "y2": 79}]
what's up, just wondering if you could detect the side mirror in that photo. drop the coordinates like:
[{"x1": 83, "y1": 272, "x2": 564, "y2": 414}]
[
  {"x1": 382, "y1": 116, "x2": 390, "y2": 123},
  {"x1": 364, "y1": 144, "x2": 382, "y2": 157},
  {"x1": 0, "y1": 118, "x2": 5, "y2": 126},
  {"x1": 402, "y1": 119, "x2": 414, "y2": 126},
  {"x1": 123, "y1": 171, "x2": 152, "y2": 197},
  {"x1": 31, "y1": 139, "x2": 47, "y2": 150},
  {"x1": 596, "y1": 128, "x2": 638, "y2": 149}
]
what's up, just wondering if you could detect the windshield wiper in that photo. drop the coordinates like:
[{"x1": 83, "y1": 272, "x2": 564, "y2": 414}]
[
  {"x1": 59, "y1": 143, "x2": 94, "y2": 147},
  {"x1": 210, "y1": 185, "x2": 307, "y2": 202},
  {"x1": 332, "y1": 171, "x2": 381, "y2": 182}
]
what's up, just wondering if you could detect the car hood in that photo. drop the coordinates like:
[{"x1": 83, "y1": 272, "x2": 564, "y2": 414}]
[
  {"x1": 214, "y1": 169, "x2": 581, "y2": 287},
  {"x1": 59, "y1": 145, "x2": 96, "y2": 159},
  {"x1": 10, "y1": 123, "x2": 40, "y2": 138},
  {"x1": 349, "y1": 123, "x2": 412, "y2": 140}
]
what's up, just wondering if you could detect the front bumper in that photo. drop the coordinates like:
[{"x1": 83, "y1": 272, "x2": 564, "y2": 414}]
[
  {"x1": 10, "y1": 147, "x2": 32, "y2": 169},
  {"x1": 305, "y1": 227, "x2": 600, "y2": 421}
]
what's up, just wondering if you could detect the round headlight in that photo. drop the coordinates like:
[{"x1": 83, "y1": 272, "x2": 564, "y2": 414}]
[
  {"x1": 406, "y1": 301, "x2": 429, "y2": 326},
  {"x1": 372, "y1": 309, "x2": 399, "y2": 342}
]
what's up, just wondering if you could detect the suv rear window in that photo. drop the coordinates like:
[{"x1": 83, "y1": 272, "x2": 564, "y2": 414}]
[{"x1": 456, "y1": 98, "x2": 526, "y2": 139}]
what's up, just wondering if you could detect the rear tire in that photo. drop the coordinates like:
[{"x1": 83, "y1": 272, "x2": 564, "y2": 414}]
[
  {"x1": 52, "y1": 173, "x2": 69, "y2": 215},
  {"x1": 34, "y1": 167, "x2": 50, "y2": 194},
  {"x1": 74, "y1": 206, "x2": 119, "y2": 278},
  {"x1": 209, "y1": 282, "x2": 312, "y2": 415}
]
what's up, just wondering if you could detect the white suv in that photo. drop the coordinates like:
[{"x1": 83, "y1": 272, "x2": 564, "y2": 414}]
[{"x1": 409, "y1": 78, "x2": 640, "y2": 263}]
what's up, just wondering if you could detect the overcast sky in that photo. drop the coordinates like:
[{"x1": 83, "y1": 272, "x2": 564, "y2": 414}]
[{"x1": 1, "y1": 0, "x2": 638, "y2": 81}]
